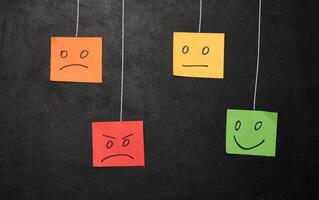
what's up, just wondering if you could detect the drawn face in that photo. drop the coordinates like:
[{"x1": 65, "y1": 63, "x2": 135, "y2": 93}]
[
  {"x1": 226, "y1": 109, "x2": 278, "y2": 157},
  {"x1": 92, "y1": 121, "x2": 144, "y2": 167},
  {"x1": 173, "y1": 32, "x2": 224, "y2": 79},
  {"x1": 50, "y1": 37, "x2": 102, "y2": 83}
]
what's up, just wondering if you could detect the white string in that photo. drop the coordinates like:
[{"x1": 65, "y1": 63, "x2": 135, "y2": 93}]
[
  {"x1": 198, "y1": 0, "x2": 202, "y2": 32},
  {"x1": 253, "y1": 0, "x2": 262, "y2": 110},
  {"x1": 75, "y1": 0, "x2": 79, "y2": 37},
  {"x1": 120, "y1": 0, "x2": 125, "y2": 121}
]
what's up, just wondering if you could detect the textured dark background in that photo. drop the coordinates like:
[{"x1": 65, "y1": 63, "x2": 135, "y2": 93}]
[{"x1": 0, "y1": 0, "x2": 318, "y2": 199}]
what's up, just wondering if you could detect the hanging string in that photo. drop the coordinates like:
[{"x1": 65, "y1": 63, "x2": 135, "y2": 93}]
[
  {"x1": 198, "y1": 0, "x2": 202, "y2": 32},
  {"x1": 75, "y1": 0, "x2": 80, "y2": 36},
  {"x1": 253, "y1": 0, "x2": 262, "y2": 110},
  {"x1": 120, "y1": 0, "x2": 125, "y2": 121}
]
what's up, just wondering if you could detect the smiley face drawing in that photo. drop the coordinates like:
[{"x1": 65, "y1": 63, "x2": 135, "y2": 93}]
[
  {"x1": 92, "y1": 121, "x2": 144, "y2": 167},
  {"x1": 50, "y1": 37, "x2": 102, "y2": 83},
  {"x1": 173, "y1": 32, "x2": 225, "y2": 79},
  {"x1": 226, "y1": 109, "x2": 278, "y2": 157}
]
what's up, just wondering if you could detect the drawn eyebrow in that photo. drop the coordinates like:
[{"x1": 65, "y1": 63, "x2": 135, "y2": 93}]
[
  {"x1": 122, "y1": 134, "x2": 134, "y2": 140},
  {"x1": 102, "y1": 135, "x2": 116, "y2": 139}
]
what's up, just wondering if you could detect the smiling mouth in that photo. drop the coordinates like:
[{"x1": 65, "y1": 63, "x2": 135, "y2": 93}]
[
  {"x1": 233, "y1": 135, "x2": 265, "y2": 150},
  {"x1": 101, "y1": 154, "x2": 134, "y2": 163},
  {"x1": 59, "y1": 64, "x2": 88, "y2": 70},
  {"x1": 182, "y1": 65, "x2": 208, "y2": 67}
]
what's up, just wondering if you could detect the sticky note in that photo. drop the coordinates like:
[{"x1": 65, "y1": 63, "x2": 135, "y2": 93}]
[
  {"x1": 50, "y1": 37, "x2": 102, "y2": 83},
  {"x1": 92, "y1": 121, "x2": 144, "y2": 167},
  {"x1": 173, "y1": 32, "x2": 225, "y2": 79},
  {"x1": 226, "y1": 109, "x2": 278, "y2": 157}
]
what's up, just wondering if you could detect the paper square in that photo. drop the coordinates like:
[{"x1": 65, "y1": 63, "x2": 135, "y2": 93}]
[
  {"x1": 173, "y1": 32, "x2": 225, "y2": 79},
  {"x1": 50, "y1": 37, "x2": 102, "y2": 83},
  {"x1": 226, "y1": 109, "x2": 278, "y2": 157},
  {"x1": 92, "y1": 121, "x2": 144, "y2": 167}
]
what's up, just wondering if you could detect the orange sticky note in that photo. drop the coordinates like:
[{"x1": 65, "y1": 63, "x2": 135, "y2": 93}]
[
  {"x1": 173, "y1": 32, "x2": 225, "y2": 79},
  {"x1": 92, "y1": 121, "x2": 145, "y2": 167},
  {"x1": 50, "y1": 37, "x2": 102, "y2": 83}
]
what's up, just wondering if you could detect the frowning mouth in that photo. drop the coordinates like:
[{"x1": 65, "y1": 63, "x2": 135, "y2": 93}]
[
  {"x1": 182, "y1": 65, "x2": 208, "y2": 67},
  {"x1": 59, "y1": 64, "x2": 88, "y2": 70},
  {"x1": 234, "y1": 135, "x2": 265, "y2": 150},
  {"x1": 101, "y1": 154, "x2": 134, "y2": 163}
]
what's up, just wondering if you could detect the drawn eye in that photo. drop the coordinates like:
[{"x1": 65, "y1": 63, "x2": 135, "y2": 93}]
[
  {"x1": 182, "y1": 45, "x2": 189, "y2": 54},
  {"x1": 255, "y1": 121, "x2": 263, "y2": 131},
  {"x1": 235, "y1": 120, "x2": 241, "y2": 131},
  {"x1": 106, "y1": 140, "x2": 113, "y2": 149},
  {"x1": 122, "y1": 139, "x2": 130, "y2": 147},
  {"x1": 60, "y1": 50, "x2": 68, "y2": 58},
  {"x1": 202, "y1": 46, "x2": 209, "y2": 55},
  {"x1": 80, "y1": 50, "x2": 89, "y2": 58}
]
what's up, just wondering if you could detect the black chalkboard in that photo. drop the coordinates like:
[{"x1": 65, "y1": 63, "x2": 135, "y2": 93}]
[{"x1": 0, "y1": 0, "x2": 318, "y2": 199}]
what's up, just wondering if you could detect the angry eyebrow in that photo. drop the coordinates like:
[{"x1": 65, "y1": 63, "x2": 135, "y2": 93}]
[
  {"x1": 122, "y1": 134, "x2": 134, "y2": 140},
  {"x1": 102, "y1": 135, "x2": 116, "y2": 139}
]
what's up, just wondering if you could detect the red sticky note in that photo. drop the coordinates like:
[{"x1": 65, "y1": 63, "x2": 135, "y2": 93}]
[{"x1": 92, "y1": 121, "x2": 144, "y2": 167}]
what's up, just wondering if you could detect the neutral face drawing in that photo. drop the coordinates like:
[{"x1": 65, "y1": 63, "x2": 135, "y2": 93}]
[
  {"x1": 173, "y1": 32, "x2": 225, "y2": 79},
  {"x1": 92, "y1": 121, "x2": 144, "y2": 167},
  {"x1": 226, "y1": 109, "x2": 278, "y2": 157},
  {"x1": 50, "y1": 37, "x2": 102, "y2": 83}
]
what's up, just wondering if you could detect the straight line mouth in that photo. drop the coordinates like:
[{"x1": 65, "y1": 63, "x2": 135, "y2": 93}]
[{"x1": 182, "y1": 65, "x2": 208, "y2": 67}]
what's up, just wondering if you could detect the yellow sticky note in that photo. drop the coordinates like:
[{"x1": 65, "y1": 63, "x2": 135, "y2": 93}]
[
  {"x1": 173, "y1": 32, "x2": 225, "y2": 79},
  {"x1": 50, "y1": 37, "x2": 102, "y2": 83}
]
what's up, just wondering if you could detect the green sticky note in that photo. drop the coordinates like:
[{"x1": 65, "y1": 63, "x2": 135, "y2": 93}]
[{"x1": 226, "y1": 109, "x2": 278, "y2": 157}]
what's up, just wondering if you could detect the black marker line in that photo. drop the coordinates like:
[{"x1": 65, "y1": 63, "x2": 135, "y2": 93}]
[
  {"x1": 182, "y1": 65, "x2": 208, "y2": 67},
  {"x1": 59, "y1": 64, "x2": 88, "y2": 70},
  {"x1": 122, "y1": 133, "x2": 133, "y2": 140},
  {"x1": 102, "y1": 135, "x2": 116, "y2": 139},
  {"x1": 101, "y1": 154, "x2": 134, "y2": 163},
  {"x1": 233, "y1": 135, "x2": 265, "y2": 150}
]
